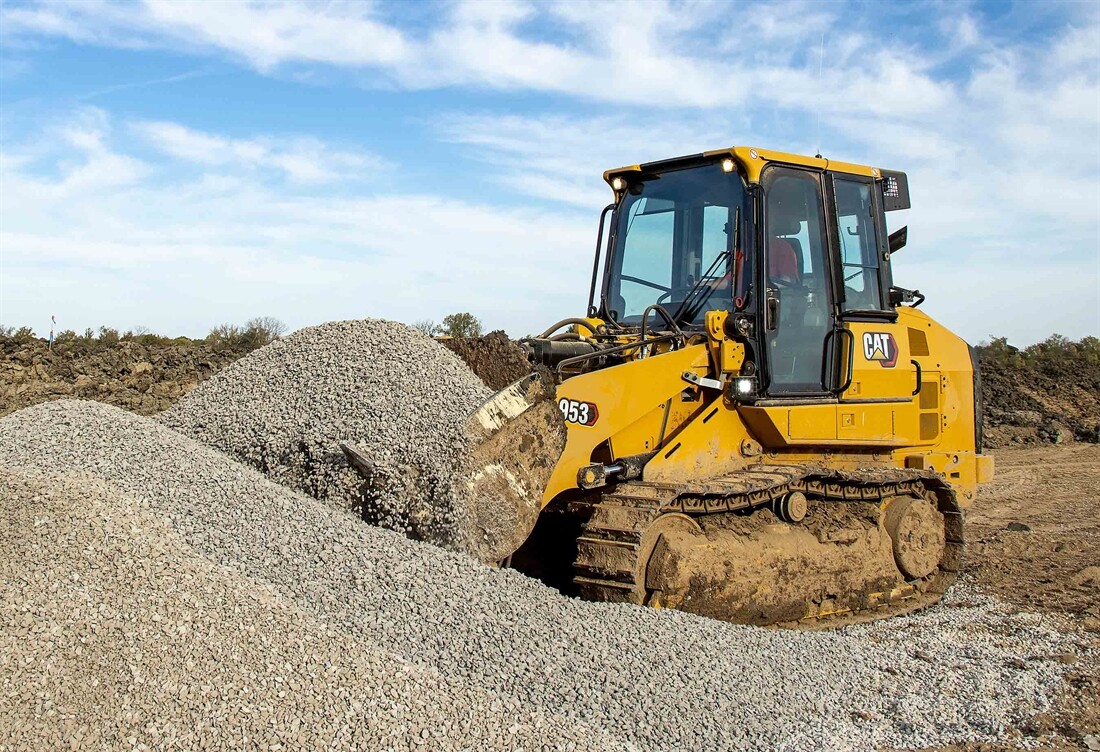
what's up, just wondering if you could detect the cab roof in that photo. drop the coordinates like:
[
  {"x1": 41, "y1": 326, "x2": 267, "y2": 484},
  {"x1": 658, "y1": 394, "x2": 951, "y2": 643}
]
[{"x1": 603, "y1": 146, "x2": 884, "y2": 187}]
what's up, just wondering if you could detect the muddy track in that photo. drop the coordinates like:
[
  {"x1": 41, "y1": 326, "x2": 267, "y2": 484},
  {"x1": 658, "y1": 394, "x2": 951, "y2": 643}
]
[{"x1": 573, "y1": 467, "x2": 963, "y2": 628}]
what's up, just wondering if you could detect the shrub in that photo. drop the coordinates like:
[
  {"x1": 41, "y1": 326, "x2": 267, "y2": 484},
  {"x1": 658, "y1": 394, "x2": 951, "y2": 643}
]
[
  {"x1": 9, "y1": 326, "x2": 37, "y2": 344},
  {"x1": 120, "y1": 326, "x2": 180, "y2": 347},
  {"x1": 440, "y1": 312, "x2": 483, "y2": 340},
  {"x1": 206, "y1": 317, "x2": 287, "y2": 353},
  {"x1": 978, "y1": 334, "x2": 1100, "y2": 378},
  {"x1": 245, "y1": 316, "x2": 287, "y2": 344},
  {"x1": 97, "y1": 326, "x2": 120, "y2": 345},
  {"x1": 412, "y1": 319, "x2": 441, "y2": 337}
]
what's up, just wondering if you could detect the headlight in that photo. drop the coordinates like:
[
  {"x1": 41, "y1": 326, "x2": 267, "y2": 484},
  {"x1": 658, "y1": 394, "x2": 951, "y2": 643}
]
[
  {"x1": 732, "y1": 376, "x2": 756, "y2": 396},
  {"x1": 611, "y1": 177, "x2": 625, "y2": 191}
]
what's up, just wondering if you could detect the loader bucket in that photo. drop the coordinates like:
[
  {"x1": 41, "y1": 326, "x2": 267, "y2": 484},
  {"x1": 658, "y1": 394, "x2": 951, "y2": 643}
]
[
  {"x1": 457, "y1": 371, "x2": 567, "y2": 563},
  {"x1": 341, "y1": 371, "x2": 565, "y2": 563}
]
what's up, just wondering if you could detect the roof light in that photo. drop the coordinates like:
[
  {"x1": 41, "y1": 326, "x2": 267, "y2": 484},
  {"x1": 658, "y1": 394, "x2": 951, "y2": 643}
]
[
  {"x1": 611, "y1": 177, "x2": 625, "y2": 191},
  {"x1": 721, "y1": 158, "x2": 735, "y2": 173}
]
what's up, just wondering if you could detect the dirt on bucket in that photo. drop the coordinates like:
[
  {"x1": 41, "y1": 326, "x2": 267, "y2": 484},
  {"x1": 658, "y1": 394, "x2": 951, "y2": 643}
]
[{"x1": 438, "y1": 331, "x2": 534, "y2": 391}]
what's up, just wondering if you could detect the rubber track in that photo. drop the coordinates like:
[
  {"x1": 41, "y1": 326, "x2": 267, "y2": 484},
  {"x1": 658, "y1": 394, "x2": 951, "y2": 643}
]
[{"x1": 573, "y1": 465, "x2": 964, "y2": 627}]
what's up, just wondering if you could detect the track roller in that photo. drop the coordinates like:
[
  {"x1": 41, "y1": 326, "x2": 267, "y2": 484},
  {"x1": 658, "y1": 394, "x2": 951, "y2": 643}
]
[{"x1": 772, "y1": 491, "x2": 808, "y2": 523}]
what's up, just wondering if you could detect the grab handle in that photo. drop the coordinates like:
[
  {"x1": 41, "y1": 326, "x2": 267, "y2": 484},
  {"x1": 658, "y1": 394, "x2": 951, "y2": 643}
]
[{"x1": 836, "y1": 329, "x2": 855, "y2": 394}]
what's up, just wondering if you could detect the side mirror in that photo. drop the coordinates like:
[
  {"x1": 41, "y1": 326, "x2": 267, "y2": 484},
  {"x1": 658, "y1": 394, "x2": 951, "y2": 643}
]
[{"x1": 888, "y1": 226, "x2": 907, "y2": 253}]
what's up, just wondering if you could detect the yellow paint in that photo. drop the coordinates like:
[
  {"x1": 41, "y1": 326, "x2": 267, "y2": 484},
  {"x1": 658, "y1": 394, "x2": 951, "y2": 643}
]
[
  {"x1": 538, "y1": 304, "x2": 987, "y2": 506},
  {"x1": 976, "y1": 454, "x2": 995, "y2": 483},
  {"x1": 543, "y1": 345, "x2": 711, "y2": 502}
]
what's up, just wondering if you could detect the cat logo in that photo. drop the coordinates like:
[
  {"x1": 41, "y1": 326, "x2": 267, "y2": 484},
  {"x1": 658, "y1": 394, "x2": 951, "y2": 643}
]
[{"x1": 862, "y1": 332, "x2": 899, "y2": 368}]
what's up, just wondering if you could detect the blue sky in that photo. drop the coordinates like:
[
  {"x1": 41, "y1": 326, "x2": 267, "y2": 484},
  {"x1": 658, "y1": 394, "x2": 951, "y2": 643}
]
[{"x1": 1, "y1": 0, "x2": 1097, "y2": 345}]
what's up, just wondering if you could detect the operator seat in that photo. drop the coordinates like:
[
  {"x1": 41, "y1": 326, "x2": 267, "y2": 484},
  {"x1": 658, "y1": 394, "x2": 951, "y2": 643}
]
[{"x1": 768, "y1": 238, "x2": 800, "y2": 284}]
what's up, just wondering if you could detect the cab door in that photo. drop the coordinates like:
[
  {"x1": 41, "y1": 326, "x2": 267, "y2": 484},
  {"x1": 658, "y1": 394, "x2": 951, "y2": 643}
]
[
  {"x1": 761, "y1": 166, "x2": 834, "y2": 397},
  {"x1": 754, "y1": 165, "x2": 838, "y2": 442}
]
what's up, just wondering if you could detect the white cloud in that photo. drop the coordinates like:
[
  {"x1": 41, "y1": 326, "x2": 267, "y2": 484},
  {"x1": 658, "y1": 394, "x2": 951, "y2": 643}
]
[
  {"x1": 141, "y1": 0, "x2": 408, "y2": 70},
  {"x1": 3, "y1": 107, "x2": 150, "y2": 196},
  {"x1": 0, "y1": 0, "x2": 408, "y2": 69},
  {"x1": 0, "y1": 0, "x2": 969, "y2": 116},
  {"x1": 439, "y1": 113, "x2": 745, "y2": 208},
  {"x1": 132, "y1": 121, "x2": 386, "y2": 183},
  {"x1": 0, "y1": 111, "x2": 592, "y2": 337}
]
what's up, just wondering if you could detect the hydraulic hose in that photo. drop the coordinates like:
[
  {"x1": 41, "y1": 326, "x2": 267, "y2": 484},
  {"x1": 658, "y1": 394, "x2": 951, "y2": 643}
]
[{"x1": 538, "y1": 318, "x2": 598, "y2": 339}]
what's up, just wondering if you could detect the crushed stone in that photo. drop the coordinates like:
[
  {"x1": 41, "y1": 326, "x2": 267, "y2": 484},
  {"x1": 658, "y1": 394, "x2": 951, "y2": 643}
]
[
  {"x1": 158, "y1": 319, "x2": 491, "y2": 550},
  {"x1": 0, "y1": 400, "x2": 1085, "y2": 751},
  {"x1": 0, "y1": 468, "x2": 623, "y2": 752}
]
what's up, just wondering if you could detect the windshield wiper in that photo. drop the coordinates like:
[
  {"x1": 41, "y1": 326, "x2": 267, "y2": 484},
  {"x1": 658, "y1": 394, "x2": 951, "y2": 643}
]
[{"x1": 673, "y1": 206, "x2": 740, "y2": 325}]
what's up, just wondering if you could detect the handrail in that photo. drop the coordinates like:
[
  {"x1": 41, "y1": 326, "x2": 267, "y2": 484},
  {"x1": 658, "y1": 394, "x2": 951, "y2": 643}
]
[
  {"x1": 587, "y1": 204, "x2": 616, "y2": 315},
  {"x1": 837, "y1": 328, "x2": 855, "y2": 393},
  {"x1": 821, "y1": 327, "x2": 855, "y2": 394}
]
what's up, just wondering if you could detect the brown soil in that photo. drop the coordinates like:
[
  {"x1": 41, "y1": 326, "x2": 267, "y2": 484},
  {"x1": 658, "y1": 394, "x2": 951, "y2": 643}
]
[
  {"x1": 460, "y1": 373, "x2": 567, "y2": 562},
  {"x1": 968, "y1": 444, "x2": 1100, "y2": 618},
  {"x1": 0, "y1": 337, "x2": 245, "y2": 417},
  {"x1": 685, "y1": 499, "x2": 925, "y2": 625},
  {"x1": 919, "y1": 443, "x2": 1100, "y2": 752},
  {"x1": 438, "y1": 331, "x2": 533, "y2": 390},
  {"x1": 980, "y1": 355, "x2": 1100, "y2": 449}
]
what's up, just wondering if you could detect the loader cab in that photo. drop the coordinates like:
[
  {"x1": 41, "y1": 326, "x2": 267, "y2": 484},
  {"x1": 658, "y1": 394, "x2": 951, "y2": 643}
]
[{"x1": 599, "y1": 151, "x2": 909, "y2": 401}]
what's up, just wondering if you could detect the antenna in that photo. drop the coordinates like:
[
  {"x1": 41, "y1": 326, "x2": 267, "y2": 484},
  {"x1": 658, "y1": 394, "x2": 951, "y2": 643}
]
[{"x1": 815, "y1": 32, "x2": 825, "y2": 160}]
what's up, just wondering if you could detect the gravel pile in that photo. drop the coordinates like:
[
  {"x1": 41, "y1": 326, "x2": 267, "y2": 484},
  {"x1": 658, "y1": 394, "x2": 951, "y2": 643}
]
[
  {"x1": 0, "y1": 400, "x2": 1085, "y2": 751},
  {"x1": 159, "y1": 319, "x2": 491, "y2": 549},
  {"x1": 1, "y1": 468, "x2": 620, "y2": 751}
]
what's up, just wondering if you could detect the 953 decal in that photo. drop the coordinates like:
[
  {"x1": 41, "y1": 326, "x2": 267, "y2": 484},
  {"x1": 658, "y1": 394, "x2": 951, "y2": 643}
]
[{"x1": 558, "y1": 398, "x2": 599, "y2": 427}]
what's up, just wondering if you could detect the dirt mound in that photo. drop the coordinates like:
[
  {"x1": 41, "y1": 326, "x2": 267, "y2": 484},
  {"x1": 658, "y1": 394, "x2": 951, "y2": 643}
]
[
  {"x1": 0, "y1": 335, "x2": 244, "y2": 418},
  {"x1": 438, "y1": 331, "x2": 533, "y2": 390},
  {"x1": 978, "y1": 337, "x2": 1100, "y2": 448}
]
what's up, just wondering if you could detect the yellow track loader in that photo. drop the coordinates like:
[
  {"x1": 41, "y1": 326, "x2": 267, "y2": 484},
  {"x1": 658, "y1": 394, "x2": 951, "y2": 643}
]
[{"x1": 457, "y1": 146, "x2": 993, "y2": 626}]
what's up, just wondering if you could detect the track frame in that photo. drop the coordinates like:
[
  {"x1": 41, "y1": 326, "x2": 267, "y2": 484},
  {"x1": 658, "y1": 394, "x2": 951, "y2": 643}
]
[{"x1": 572, "y1": 465, "x2": 964, "y2": 627}]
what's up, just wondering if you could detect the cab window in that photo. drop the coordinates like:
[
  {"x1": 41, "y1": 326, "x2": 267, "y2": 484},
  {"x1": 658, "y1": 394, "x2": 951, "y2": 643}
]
[
  {"x1": 617, "y1": 198, "x2": 676, "y2": 316},
  {"x1": 606, "y1": 163, "x2": 748, "y2": 325},
  {"x1": 834, "y1": 178, "x2": 885, "y2": 311}
]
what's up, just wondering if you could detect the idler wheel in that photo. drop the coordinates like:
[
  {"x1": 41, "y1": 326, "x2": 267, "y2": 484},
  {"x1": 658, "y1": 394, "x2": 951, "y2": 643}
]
[
  {"x1": 884, "y1": 496, "x2": 945, "y2": 580},
  {"x1": 772, "y1": 491, "x2": 808, "y2": 523},
  {"x1": 643, "y1": 513, "x2": 703, "y2": 609}
]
